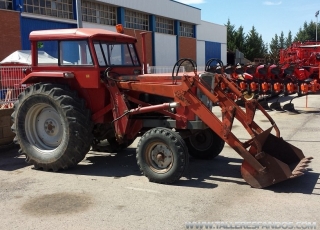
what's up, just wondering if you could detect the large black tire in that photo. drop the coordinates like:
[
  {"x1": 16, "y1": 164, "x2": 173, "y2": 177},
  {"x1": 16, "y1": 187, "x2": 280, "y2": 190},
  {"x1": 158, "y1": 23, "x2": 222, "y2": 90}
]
[
  {"x1": 136, "y1": 128, "x2": 189, "y2": 184},
  {"x1": 11, "y1": 83, "x2": 93, "y2": 171},
  {"x1": 185, "y1": 128, "x2": 225, "y2": 160}
]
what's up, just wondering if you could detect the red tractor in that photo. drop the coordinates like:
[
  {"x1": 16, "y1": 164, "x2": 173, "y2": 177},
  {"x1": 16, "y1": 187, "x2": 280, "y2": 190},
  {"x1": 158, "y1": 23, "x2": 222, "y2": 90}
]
[{"x1": 11, "y1": 26, "x2": 312, "y2": 188}]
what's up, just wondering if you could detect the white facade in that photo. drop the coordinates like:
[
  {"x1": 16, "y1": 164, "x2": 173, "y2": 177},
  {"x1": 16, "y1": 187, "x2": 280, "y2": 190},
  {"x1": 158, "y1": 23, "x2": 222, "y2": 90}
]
[
  {"x1": 197, "y1": 20, "x2": 227, "y2": 43},
  {"x1": 196, "y1": 40, "x2": 206, "y2": 67},
  {"x1": 101, "y1": 0, "x2": 202, "y2": 24},
  {"x1": 154, "y1": 33, "x2": 177, "y2": 66},
  {"x1": 82, "y1": 23, "x2": 116, "y2": 31},
  {"x1": 20, "y1": 0, "x2": 227, "y2": 67}
]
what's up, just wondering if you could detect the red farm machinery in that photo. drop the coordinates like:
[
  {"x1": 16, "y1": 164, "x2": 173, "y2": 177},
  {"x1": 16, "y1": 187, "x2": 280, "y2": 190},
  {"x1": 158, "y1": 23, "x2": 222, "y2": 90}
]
[
  {"x1": 209, "y1": 41, "x2": 320, "y2": 111},
  {"x1": 11, "y1": 25, "x2": 312, "y2": 188}
]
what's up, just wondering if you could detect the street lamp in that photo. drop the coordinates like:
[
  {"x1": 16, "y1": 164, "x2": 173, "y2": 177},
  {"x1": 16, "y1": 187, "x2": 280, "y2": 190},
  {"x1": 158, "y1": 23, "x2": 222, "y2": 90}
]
[{"x1": 316, "y1": 10, "x2": 319, "y2": 43}]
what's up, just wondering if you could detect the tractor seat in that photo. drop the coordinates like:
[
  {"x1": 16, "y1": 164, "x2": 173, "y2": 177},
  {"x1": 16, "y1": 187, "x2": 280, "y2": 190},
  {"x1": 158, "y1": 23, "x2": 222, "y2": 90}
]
[
  {"x1": 258, "y1": 67, "x2": 267, "y2": 75},
  {"x1": 235, "y1": 67, "x2": 244, "y2": 74},
  {"x1": 224, "y1": 66, "x2": 234, "y2": 74},
  {"x1": 246, "y1": 66, "x2": 256, "y2": 75},
  {"x1": 270, "y1": 67, "x2": 280, "y2": 75}
]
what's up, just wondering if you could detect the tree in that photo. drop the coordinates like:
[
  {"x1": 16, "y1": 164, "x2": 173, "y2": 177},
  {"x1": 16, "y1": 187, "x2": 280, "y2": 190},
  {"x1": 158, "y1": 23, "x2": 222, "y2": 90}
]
[
  {"x1": 269, "y1": 34, "x2": 279, "y2": 63},
  {"x1": 244, "y1": 26, "x2": 265, "y2": 61},
  {"x1": 234, "y1": 25, "x2": 246, "y2": 52},
  {"x1": 294, "y1": 21, "x2": 319, "y2": 42},
  {"x1": 279, "y1": 31, "x2": 285, "y2": 49},
  {"x1": 225, "y1": 19, "x2": 236, "y2": 51},
  {"x1": 285, "y1": 31, "x2": 293, "y2": 48}
]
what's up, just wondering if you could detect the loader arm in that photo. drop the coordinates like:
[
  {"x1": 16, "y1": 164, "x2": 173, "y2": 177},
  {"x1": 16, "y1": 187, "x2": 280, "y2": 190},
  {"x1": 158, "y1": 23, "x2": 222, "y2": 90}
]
[{"x1": 117, "y1": 72, "x2": 312, "y2": 188}]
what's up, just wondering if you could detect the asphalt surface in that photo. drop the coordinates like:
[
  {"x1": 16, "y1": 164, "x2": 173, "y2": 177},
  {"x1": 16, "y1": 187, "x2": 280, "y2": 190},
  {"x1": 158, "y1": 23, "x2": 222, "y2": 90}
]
[{"x1": 0, "y1": 94, "x2": 319, "y2": 230}]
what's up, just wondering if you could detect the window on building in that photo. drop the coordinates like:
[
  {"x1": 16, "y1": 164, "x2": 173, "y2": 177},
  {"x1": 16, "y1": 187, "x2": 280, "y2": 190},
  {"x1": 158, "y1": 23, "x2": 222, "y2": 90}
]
[
  {"x1": 24, "y1": 0, "x2": 73, "y2": 19},
  {"x1": 180, "y1": 22, "x2": 194, "y2": 38},
  {"x1": 125, "y1": 10, "x2": 149, "y2": 31},
  {"x1": 82, "y1": 1, "x2": 116, "y2": 25},
  {"x1": 0, "y1": 0, "x2": 12, "y2": 10},
  {"x1": 156, "y1": 16, "x2": 174, "y2": 35}
]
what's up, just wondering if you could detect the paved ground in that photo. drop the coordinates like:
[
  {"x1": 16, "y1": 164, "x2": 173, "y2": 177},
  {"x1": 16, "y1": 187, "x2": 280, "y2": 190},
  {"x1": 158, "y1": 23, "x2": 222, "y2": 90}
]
[{"x1": 0, "y1": 94, "x2": 319, "y2": 230}]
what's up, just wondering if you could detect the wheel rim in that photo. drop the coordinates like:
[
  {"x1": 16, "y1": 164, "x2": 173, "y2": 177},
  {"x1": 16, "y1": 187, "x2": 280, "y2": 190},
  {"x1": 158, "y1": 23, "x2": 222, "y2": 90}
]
[
  {"x1": 189, "y1": 129, "x2": 213, "y2": 151},
  {"x1": 25, "y1": 103, "x2": 63, "y2": 151},
  {"x1": 145, "y1": 142, "x2": 174, "y2": 173}
]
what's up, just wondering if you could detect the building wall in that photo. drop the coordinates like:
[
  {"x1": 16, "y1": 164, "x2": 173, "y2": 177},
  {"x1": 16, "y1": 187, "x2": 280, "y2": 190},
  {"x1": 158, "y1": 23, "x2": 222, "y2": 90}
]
[
  {"x1": 205, "y1": 41, "x2": 221, "y2": 63},
  {"x1": 197, "y1": 20, "x2": 226, "y2": 43},
  {"x1": 101, "y1": 0, "x2": 201, "y2": 24},
  {"x1": 179, "y1": 37, "x2": 196, "y2": 62},
  {"x1": 0, "y1": 2, "x2": 227, "y2": 68},
  {"x1": 20, "y1": 16, "x2": 76, "y2": 50},
  {"x1": 82, "y1": 22, "x2": 115, "y2": 31},
  {"x1": 124, "y1": 29, "x2": 153, "y2": 66},
  {"x1": 196, "y1": 40, "x2": 206, "y2": 67},
  {"x1": 154, "y1": 33, "x2": 176, "y2": 66},
  {"x1": 220, "y1": 43, "x2": 227, "y2": 65},
  {"x1": 0, "y1": 10, "x2": 21, "y2": 61},
  {"x1": 197, "y1": 20, "x2": 227, "y2": 65}
]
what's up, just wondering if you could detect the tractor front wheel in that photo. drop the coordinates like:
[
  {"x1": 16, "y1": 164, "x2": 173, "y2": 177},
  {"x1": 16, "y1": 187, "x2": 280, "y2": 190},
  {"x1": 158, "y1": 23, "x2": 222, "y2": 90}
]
[
  {"x1": 11, "y1": 83, "x2": 93, "y2": 171},
  {"x1": 136, "y1": 128, "x2": 189, "y2": 184},
  {"x1": 185, "y1": 128, "x2": 225, "y2": 159}
]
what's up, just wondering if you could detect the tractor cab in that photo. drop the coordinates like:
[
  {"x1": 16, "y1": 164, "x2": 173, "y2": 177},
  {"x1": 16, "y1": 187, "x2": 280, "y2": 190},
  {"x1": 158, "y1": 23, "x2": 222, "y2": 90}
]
[{"x1": 23, "y1": 27, "x2": 142, "y2": 88}]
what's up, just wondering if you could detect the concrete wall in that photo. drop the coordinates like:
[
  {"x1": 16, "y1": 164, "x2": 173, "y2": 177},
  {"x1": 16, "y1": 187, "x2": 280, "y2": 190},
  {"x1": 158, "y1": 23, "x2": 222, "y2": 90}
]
[
  {"x1": 101, "y1": 0, "x2": 201, "y2": 24},
  {"x1": 0, "y1": 10, "x2": 21, "y2": 61},
  {"x1": 197, "y1": 20, "x2": 227, "y2": 65},
  {"x1": 0, "y1": 109, "x2": 15, "y2": 146},
  {"x1": 154, "y1": 33, "x2": 176, "y2": 66},
  {"x1": 196, "y1": 40, "x2": 206, "y2": 67}
]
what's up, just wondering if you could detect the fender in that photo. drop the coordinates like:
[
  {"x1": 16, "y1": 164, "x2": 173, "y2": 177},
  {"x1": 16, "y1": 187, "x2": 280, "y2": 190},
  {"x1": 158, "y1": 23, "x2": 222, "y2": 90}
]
[
  {"x1": 21, "y1": 70, "x2": 99, "y2": 88},
  {"x1": 21, "y1": 71, "x2": 71, "y2": 84}
]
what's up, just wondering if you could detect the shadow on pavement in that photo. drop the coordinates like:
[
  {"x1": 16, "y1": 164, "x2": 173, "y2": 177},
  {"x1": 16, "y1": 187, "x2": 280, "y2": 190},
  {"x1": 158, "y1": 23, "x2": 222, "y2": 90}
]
[
  {"x1": 66, "y1": 148, "x2": 319, "y2": 194},
  {"x1": 62, "y1": 148, "x2": 141, "y2": 178},
  {"x1": 1, "y1": 144, "x2": 318, "y2": 194},
  {"x1": 266, "y1": 169, "x2": 320, "y2": 195},
  {"x1": 0, "y1": 144, "x2": 28, "y2": 171},
  {"x1": 62, "y1": 148, "x2": 247, "y2": 189}
]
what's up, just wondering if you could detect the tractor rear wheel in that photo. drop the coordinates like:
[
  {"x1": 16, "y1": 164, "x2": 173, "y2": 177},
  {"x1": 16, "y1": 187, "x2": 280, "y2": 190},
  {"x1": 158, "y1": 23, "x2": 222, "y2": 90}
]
[
  {"x1": 185, "y1": 128, "x2": 225, "y2": 159},
  {"x1": 11, "y1": 83, "x2": 93, "y2": 171},
  {"x1": 136, "y1": 128, "x2": 189, "y2": 184}
]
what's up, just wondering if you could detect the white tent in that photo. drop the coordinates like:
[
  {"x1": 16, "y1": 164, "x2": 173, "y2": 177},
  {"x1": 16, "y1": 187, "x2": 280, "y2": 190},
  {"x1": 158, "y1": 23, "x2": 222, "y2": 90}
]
[{"x1": 0, "y1": 50, "x2": 59, "y2": 65}]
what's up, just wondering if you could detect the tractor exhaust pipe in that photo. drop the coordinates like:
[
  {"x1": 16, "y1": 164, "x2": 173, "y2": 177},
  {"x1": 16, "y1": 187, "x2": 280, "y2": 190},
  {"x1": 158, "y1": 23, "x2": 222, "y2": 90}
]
[{"x1": 141, "y1": 32, "x2": 148, "y2": 74}]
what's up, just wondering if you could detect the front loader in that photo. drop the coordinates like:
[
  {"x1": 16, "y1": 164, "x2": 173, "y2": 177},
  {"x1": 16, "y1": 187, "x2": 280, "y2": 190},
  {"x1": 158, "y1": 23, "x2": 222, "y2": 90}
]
[{"x1": 11, "y1": 26, "x2": 312, "y2": 188}]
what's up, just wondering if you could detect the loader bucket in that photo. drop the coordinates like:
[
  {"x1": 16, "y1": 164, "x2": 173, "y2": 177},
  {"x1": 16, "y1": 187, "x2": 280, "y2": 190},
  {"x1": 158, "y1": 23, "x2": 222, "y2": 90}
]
[{"x1": 241, "y1": 128, "x2": 313, "y2": 188}]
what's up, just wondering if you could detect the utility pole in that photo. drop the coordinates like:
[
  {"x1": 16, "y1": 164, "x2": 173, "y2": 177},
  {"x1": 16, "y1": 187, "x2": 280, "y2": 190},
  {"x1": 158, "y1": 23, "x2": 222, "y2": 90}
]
[
  {"x1": 76, "y1": 0, "x2": 83, "y2": 28},
  {"x1": 316, "y1": 10, "x2": 319, "y2": 43}
]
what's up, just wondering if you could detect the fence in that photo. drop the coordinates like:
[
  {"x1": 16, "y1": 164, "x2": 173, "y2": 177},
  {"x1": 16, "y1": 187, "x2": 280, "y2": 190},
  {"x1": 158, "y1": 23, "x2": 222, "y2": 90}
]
[
  {"x1": 147, "y1": 66, "x2": 208, "y2": 74},
  {"x1": 146, "y1": 66, "x2": 185, "y2": 74},
  {"x1": 0, "y1": 65, "x2": 209, "y2": 109},
  {"x1": 0, "y1": 66, "x2": 28, "y2": 109}
]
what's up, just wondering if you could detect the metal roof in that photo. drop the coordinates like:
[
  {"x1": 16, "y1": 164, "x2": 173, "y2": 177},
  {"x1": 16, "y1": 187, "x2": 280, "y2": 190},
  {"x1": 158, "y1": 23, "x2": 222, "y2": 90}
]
[{"x1": 29, "y1": 28, "x2": 137, "y2": 43}]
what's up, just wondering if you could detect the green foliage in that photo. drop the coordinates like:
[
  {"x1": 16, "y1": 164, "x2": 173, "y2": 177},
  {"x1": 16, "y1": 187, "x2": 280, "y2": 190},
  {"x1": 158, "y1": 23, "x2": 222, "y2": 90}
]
[
  {"x1": 244, "y1": 26, "x2": 266, "y2": 61},
  {"x1": 226, "y1": 19, "x2": 320, "y2": 64},
  {"x1": 269, "y1": 34, "x2": 279, "y2": 63},
  {"x1": 294, "y1": 21, "x2": 319, "y2": 42}
]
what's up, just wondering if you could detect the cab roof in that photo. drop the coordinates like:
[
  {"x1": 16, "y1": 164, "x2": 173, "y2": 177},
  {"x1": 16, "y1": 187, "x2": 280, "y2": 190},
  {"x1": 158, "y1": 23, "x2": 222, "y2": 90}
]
[{"x1": 29, "y1": 28, "x2": 137, "y2": 43}]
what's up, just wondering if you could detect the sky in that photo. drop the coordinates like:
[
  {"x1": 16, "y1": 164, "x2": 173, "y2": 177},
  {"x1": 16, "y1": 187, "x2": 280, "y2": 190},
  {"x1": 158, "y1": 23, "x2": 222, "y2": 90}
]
[{"x1": 175, "y1": 0, "x2": 320, "y2": 45}]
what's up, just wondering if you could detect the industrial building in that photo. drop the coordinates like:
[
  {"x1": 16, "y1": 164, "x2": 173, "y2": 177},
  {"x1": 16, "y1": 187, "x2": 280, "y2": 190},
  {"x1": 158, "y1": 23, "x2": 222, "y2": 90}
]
[{"x1": 0, "y1": 0, "x2": 227, "y2": 66}]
